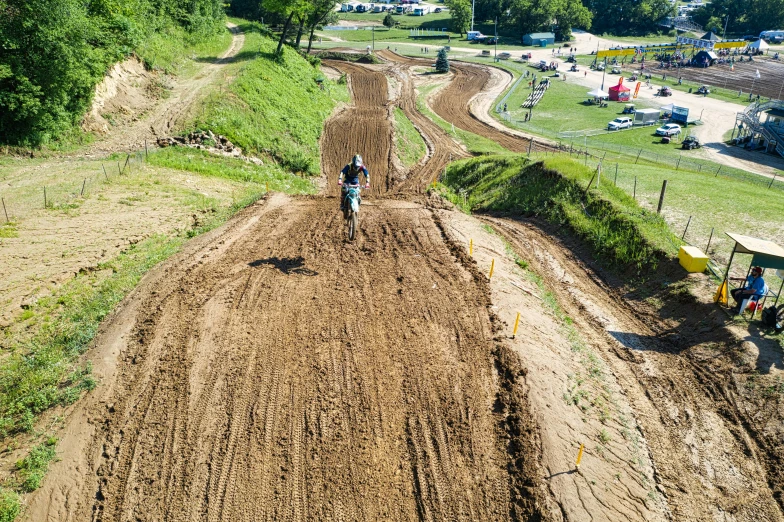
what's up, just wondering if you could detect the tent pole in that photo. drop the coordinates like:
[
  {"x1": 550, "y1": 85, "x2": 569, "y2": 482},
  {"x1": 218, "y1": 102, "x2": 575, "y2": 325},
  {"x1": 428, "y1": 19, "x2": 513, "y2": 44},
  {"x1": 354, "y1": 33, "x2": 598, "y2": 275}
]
[
  {"x1": 722, "y1": 246, "x2": 736, "y2": 284},
  {"x1": 775, "y1": 279, "x2": 783, "y2": 308}
]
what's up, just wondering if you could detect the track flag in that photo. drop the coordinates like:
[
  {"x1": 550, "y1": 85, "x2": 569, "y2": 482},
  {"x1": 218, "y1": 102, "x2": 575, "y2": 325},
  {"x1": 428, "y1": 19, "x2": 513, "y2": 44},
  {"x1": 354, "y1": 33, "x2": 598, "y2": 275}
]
[{"x1": 633, "y1": 81, "x2": 641, "y2": 99}]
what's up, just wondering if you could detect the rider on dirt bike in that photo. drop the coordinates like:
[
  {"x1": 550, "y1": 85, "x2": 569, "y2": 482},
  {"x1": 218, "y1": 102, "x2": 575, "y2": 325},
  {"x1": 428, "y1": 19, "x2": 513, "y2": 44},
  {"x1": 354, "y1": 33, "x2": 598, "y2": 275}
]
[{"x1": 338, "y1": 154, "x2": 370, "y2": 210}]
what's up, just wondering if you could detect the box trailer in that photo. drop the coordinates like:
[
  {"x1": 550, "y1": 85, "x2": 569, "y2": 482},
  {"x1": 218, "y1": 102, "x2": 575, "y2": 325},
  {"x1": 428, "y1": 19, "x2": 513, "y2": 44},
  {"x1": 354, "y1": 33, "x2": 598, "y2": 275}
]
[{"x1": 633, "y1": 108, "x2": 660, "y2": 126}]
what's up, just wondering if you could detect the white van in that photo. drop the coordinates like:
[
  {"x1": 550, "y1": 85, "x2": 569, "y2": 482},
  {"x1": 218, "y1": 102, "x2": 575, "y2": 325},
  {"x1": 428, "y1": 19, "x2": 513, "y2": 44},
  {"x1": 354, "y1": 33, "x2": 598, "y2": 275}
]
[{"x1": 467, "y1": 31, "x2": 486, "y2": 41}]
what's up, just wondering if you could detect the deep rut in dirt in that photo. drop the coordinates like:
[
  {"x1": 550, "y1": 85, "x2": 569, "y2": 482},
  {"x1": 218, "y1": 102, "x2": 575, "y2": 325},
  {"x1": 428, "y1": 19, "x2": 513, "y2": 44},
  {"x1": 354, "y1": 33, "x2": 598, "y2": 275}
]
[{"x1": 25, "y1": 59, "x2": 549, "y2": 521}]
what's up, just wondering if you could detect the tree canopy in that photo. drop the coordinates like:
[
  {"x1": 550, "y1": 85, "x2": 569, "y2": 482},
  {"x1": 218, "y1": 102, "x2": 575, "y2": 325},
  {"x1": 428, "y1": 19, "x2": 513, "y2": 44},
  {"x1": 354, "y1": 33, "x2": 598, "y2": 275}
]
[
  {"x1": 691, "y1": 0, "x2": 784, "y2": 37},
  {"x1": 0, "y1": 0, "x2": 225, "y2": 145}
]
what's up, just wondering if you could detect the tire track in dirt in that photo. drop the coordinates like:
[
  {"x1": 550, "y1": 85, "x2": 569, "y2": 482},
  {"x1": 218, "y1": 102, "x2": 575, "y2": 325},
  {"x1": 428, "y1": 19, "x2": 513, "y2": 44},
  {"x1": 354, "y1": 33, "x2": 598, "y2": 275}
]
[
  {"x1": 484, "y1": 215, "x2": 784, "y2": 522},
  {"x1": 377, "y1": 51, "x2": 554, "y2": 155},
  {"x1": 73, "y1": 197, "x2": 513, "y2": 521},
  {"x1": 26, "y1": 59, "x2": 552, "y2": 522},
  {"x1": 386, "y1": 61, "x2": 469, "y2": 191},
  {"x1": 321, "y1": 60, "x2": 398, "y2": 195}
]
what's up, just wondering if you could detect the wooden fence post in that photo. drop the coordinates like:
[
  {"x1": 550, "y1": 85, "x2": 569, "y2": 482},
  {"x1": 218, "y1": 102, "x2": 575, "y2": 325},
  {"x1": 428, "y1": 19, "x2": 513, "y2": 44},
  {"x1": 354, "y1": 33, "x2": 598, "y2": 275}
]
[
  {"x1": 681, "y1": 215, "x2": 691, "y2": 240},
  {"x1": 657, "y1": 180, "x2": 668, "y2": 214}
]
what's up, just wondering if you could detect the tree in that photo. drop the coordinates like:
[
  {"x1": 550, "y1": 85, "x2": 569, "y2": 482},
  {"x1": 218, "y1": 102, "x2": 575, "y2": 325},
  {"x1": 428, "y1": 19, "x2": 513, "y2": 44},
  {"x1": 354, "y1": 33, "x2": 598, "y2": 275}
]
[
  {"x1": 445, "y1": 0, "x2": 471, "y2": 35},
  {"x1": 306, "y1": 0, "x2": 339, "y2": 52},
  {"x1": 383, "y1": 12, "x2": 395, "y2": 28},
  {"x1": 554, "y1": 0, "x2": 592, "y2": 40},
  {"x1": 435, "y1": 48, "x2": 450, "y2": 72}
]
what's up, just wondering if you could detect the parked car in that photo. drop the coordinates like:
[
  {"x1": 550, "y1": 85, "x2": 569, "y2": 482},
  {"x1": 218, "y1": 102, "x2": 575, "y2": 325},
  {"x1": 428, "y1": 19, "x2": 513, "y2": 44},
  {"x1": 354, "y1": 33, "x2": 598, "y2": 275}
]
[
  {"x1": 498, "y1": 52, "x2": 511, "y2": 60},
  {"x1": 434, "y1": 7, "x2": 442, "y2": 12},
  {"x1": 485, "y1": 37, "x2": 498, "y2": 44},
  {"x1": 681, "y1": 136, "x2": 701, "y2": 149},
  {"x1": 355, "y1": 4, "x2": 367, "y2": 12},
  {"x1": 608, "y1": 117, "x2": 633, "y2": 130},
  {"x1": 657, "y1": 86, "x2": 673, "y2": 96},
  {"x1": 655, "y1": 123, "x2": 681, "y2": 136}
]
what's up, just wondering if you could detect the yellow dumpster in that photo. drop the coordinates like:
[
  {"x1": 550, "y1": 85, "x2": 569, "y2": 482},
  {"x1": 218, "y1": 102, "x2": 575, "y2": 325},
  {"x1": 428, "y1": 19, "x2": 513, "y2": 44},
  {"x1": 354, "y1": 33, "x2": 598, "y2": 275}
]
[{"x1": 679, "y1": 245, "x2": 709, "y2": 273}]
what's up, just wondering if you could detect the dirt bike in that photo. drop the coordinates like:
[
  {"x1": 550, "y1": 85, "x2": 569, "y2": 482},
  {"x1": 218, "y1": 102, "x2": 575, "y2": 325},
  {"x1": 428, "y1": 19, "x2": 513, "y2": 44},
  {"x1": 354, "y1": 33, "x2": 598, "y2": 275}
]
[{"x1": 341, "y1": 183, "x2": 363, "y2": 241}]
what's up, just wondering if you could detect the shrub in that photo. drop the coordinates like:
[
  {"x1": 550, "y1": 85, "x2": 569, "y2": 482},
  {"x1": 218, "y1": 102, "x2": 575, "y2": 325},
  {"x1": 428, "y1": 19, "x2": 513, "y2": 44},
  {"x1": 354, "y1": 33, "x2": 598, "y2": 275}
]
[{"x1": 435, "y1": 48, "x2": 450, "y2": 73}]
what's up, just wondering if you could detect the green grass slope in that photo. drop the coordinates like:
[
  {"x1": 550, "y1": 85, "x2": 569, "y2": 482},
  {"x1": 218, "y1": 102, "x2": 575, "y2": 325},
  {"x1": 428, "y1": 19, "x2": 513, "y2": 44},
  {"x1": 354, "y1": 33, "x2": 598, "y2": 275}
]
[
  {"x1": 194, "y1": 22, "x2": 349, "y2": 175},
  {"x1": 443, "y1": 155, "x2": 680, "y2": 271}
]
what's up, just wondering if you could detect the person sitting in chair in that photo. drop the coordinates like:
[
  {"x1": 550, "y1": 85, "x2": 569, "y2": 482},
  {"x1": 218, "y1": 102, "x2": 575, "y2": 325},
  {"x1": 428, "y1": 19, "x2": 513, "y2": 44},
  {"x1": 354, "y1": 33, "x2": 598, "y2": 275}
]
[{"x1": 730, "y1": 266, "x2": 768, "y2": 314}]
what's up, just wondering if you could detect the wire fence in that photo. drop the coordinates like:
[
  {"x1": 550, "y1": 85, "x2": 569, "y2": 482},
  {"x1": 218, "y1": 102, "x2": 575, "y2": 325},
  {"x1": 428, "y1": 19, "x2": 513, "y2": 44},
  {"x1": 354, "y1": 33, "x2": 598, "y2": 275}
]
[
  {"x1": 523, "y1": 147, "x2": 784, "y2": 297},
  {"x1": 0, "y1": 151, "x2": 148, "y2": 226}
]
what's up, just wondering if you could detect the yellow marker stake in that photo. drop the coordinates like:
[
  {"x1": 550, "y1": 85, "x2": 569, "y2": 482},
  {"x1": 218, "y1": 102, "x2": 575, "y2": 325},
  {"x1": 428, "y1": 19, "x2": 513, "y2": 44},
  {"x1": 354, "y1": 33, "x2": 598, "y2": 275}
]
[
  {"x1": 488, "y1": 258, "x2": 495, "y2": 279},
  {"x1": 575, "y1": 443, "x2": 585, "y2": 469},
  {"x1": 512, "y1": 312, "x2": 520, "y2": 338},
  {"x1": 469, "y1": 239, "x2": 473, "y2": 255}
]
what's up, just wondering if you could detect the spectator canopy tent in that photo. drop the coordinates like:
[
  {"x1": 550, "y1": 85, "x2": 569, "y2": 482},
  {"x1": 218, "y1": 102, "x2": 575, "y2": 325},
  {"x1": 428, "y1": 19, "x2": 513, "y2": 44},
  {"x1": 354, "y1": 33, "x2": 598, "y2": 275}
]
[
  {"x1": 608, "y1": 83, "x2": 631, "y2": 101},
  {"x1": 719, "y1": 233, "x2": 784, "y2": 311}
]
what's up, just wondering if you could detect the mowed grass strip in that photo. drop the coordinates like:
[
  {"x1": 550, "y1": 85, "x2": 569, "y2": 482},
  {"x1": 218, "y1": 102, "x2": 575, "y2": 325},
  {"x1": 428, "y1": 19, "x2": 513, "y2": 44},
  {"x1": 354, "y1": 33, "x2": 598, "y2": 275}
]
[{"x1": 393, "y1": 107, "x2": 427, "y2": 168}]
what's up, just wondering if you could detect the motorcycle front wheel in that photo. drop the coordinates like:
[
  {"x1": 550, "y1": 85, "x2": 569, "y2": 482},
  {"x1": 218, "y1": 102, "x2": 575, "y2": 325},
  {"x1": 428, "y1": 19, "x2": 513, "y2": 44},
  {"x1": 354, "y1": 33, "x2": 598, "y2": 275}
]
[{"x1": 348, "y1": 210, "x2": 358, "y2": 241}]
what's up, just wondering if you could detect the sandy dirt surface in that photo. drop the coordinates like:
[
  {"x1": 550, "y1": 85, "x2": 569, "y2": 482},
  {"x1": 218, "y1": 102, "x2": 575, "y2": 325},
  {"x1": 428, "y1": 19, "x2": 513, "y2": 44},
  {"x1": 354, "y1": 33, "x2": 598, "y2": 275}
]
[
  {"x1": 485, "y1": 217, "x2": 784, "y2": 521},
  {"x1": 86, "y1": 23, "x2": 245, "y2": 156},
  {"x1": 24, "y1": 57, "x2": 550, "y2": 522},
  {"x1": 19, "y1": 51, "x2": 784, "y2": 522}
]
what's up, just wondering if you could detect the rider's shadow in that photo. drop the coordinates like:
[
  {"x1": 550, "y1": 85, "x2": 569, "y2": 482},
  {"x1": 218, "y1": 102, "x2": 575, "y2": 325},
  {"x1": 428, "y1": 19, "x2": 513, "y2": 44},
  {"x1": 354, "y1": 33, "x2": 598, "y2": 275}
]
[{"x1": 249, "y1": 256, "x2": 318, "y2": 276}]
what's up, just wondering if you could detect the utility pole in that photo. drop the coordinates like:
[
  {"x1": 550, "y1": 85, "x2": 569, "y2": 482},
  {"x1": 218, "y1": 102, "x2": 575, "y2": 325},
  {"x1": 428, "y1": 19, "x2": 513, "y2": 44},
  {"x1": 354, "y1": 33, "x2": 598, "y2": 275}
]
[
  {"x1": 372, "y1": 25, "x2": 375, "y2": 51},
  {"x1": 494, "y1": 17, "x2": 498, "y2": 61},
  {"x1": 723, "y1": 14, "x2": 729, "y2": 40},
  {"x1": 471, "y1": 0, "x2": 475, "y2": 31},
  {"x1": 601, "y1": 57, "x2": 607, "y2": 91}
]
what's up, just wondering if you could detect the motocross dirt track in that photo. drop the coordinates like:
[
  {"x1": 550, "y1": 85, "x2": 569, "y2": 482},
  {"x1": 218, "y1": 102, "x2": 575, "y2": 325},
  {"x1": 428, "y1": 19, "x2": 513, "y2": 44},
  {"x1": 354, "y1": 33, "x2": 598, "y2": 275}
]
[
  {"x1": 26, "y1": 58, "x2": 547, "y2": 522},
  {"x1": 24, "y1": 52, "x2": 784, "y2": 522},
  {"x1": 377, "y1": 51, "x2": 554, "y2": 155}
]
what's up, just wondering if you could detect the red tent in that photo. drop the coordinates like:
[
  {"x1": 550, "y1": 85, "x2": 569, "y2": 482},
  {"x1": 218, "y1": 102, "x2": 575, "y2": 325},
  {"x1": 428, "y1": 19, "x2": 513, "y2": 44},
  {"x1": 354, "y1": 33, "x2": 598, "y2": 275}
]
[{"x1": 609, "y1": 83, "x2": 631, "y2": 102}]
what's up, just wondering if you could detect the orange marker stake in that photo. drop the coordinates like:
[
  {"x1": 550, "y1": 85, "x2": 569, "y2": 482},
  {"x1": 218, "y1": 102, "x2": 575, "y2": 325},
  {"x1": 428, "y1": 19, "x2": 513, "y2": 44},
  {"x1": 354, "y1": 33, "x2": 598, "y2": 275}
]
[
  {"x1": 488, "y1": 258, "x2": 495, "y2": 279},
  {"x1": 575, "y1": 443, "x2": 585, "y2": 469},
  {"x1": 512, "y1": 312, "x2": 520, "y2": 338}
]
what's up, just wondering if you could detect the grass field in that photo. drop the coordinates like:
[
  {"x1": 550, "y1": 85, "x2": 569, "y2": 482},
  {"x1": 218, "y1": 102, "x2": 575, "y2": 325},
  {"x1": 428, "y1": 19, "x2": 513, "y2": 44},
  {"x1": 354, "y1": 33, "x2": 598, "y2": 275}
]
[
  {"x1": 194, "y1": 22, "x2": 349, "y2": 175},
  {"x1": 393, "y1": 107, "x2": 427, "y2": 167}
]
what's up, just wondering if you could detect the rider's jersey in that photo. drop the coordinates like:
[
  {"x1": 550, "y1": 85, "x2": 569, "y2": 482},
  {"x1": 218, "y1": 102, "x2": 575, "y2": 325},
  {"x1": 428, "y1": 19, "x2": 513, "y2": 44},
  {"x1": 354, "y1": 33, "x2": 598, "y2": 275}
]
[{"x1": 341, "y1": 164, "x2": 369, "y2": 185}]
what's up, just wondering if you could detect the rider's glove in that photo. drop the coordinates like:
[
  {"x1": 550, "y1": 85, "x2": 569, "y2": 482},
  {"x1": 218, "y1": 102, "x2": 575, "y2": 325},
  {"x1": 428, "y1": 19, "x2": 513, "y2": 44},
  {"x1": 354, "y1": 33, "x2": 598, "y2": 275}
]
[
  {"x1": 365, "y1": 183, "x2": 370, "y2": 189},
  {"x1": 338, "y1": 180, "x2": 343, "y2": 186}
]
